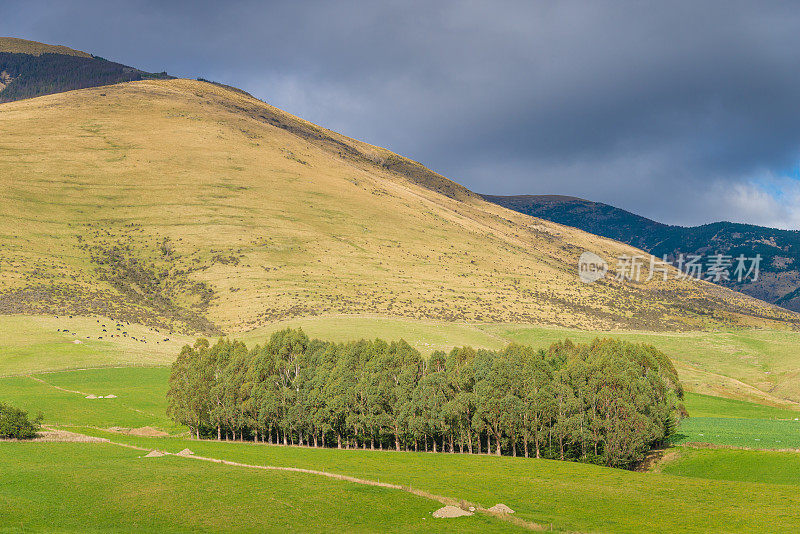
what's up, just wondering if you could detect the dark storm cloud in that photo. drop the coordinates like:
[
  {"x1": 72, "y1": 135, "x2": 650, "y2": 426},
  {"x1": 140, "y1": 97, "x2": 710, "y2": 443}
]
[{"x1": 4, "y1": 1, "x2": 800, "y2": 227}]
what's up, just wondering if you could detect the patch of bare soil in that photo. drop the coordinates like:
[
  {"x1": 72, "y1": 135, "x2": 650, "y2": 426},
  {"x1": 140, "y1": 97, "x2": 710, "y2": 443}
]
[
  {"x1": 488, "y1": 503, "x2": 515, "y2": 514},
  {"x1": 635, "y1": 448, "x2": 672, "y2": 472},
  {"x1": 144, "y1": 450, "x2": 166, "y2": 458},
  {"x1": 33, "y1": 429, "x2": 108, "y2": 443},
  {"x1": 107, "y1": 426, "x2": 168, "y2": 437},
  {"x1": 432, "y1": 505, "x2": 473, "y2": 518}
]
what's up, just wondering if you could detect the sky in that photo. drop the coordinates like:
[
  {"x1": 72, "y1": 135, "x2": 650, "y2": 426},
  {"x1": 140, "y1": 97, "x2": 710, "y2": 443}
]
[{"x1": 3, "y1": 0, "x2": 800, "y2": 228}]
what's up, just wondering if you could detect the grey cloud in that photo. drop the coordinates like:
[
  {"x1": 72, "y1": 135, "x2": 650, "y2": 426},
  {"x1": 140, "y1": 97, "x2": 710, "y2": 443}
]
[{"x1": 3, "y1": 0, "x2": 800, "y2": 227}]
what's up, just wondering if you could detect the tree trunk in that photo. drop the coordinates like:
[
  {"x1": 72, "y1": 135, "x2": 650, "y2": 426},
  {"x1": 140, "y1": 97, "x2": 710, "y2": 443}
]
[
  {"x1": 487, "y1": 433, "x2": 491, "y2": 455},
  {"x1": 217, "y1": 425, "x2": 221, "y2": 441},
  {"x1": 468, "y1": 431, "x2": 473, "y2": 454},
  {"x1": 496, "y1": 432, "x2": 502, "y2": 456},
  {"x1": 337, "y1": 433, "x2": 342, "y2": 449},
  {"x1": 449, "y1": 433, "x2": 454, "y2": 453},
  {"x1": 433, "y1": 439, "x2": 437, "y2": 453},
  {"x1": 283, "y1": 430, "x2": 288, "y2": 446}
]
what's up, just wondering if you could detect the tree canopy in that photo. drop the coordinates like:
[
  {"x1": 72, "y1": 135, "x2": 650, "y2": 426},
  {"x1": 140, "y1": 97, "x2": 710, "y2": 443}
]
[
  {"x1": 168, "y1": 329, "x2": 684, "y2": 468},
  {"x1": 0, "y1": 402, "x2": 42, "y2": 440}
]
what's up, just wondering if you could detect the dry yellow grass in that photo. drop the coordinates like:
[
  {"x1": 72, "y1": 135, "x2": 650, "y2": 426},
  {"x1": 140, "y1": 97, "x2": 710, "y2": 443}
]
[
  {"x1": 0, "y1": 78, "x2": 796, "y2": 334},
  {"x1": 0, "y1": 37, "x2": 91, "y2": 57}
]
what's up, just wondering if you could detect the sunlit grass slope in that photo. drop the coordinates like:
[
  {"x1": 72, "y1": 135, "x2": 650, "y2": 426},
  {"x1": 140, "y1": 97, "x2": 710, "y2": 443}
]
[
  {"x1": 0, "y1": 314, "x2": 192, "y2": 376},
  {"x1": 487, "y1": 323, "x2": 800, "y2": 404},
  {"x1": 0, "y1": 37, "x2": 91, "y2": 57},
  {"x1": 1, "y1": 78, "x2": 796, "y2": 335}
]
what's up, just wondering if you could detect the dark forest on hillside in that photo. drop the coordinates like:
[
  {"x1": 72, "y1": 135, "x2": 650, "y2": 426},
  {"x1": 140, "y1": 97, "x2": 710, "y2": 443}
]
[{"x1": 0, "y1": 52, "x2": 171, "y2": 102}]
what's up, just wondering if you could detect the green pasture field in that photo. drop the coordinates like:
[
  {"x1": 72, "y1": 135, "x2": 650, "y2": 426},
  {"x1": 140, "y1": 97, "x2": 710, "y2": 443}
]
[
  {"x1": 56, "y1": 429, "x2": 800, "y2": 534},
  {"x1": 662, "y1": 447, "x2": 800, "y2": 486},
  {"x1": 0, "y1": 315, "x2": 191, "y2": 376},
  {"x1": 0, "y1": 442, "x2": 513, "y2": 533},
  {"x1": 0, "y1": 367, "x2": 174, "y2": 430},
  {"x1": 672, "y1": 417, "x2": 800, "y2": 449},
  {"x1": 682, "y1": 392, "x2": 800, "y2": 419}
]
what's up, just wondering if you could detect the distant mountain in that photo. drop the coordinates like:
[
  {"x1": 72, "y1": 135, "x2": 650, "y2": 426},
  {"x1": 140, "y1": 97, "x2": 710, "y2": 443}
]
[
  {"x1": 484, "y1": 194, "x2": 800, "y2": 312},
  {"x1": 0, "y1": 37, "x2": 171, "y2": 103}
]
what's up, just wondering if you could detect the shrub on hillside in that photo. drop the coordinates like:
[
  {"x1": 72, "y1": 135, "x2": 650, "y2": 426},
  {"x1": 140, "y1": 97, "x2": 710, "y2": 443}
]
[{"x1": 0, "y1": 402, "x2": 42, "y2": 439}]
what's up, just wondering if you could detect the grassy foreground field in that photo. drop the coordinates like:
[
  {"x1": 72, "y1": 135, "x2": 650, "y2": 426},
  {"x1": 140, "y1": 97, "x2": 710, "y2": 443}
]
[
  {"x1": 1, "y1": 364, "x2": 799, "y2": 532},
  {"x1": 42, "y1": 429, "x2": 800, "y2": 533},
  {"x1": 0, "y1": 442, "x2": 514, "y2": 533}
]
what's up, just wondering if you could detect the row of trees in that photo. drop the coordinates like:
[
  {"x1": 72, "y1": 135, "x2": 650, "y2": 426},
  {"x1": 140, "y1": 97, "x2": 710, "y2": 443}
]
[{"x1": 167, "y1": 329, "x2": 684, "y2": 468}]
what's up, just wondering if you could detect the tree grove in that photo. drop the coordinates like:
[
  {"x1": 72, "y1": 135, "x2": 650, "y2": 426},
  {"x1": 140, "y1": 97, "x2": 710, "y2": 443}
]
[{"x1": 167, "y1": 329, "x2": 684, "y2": 468}]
